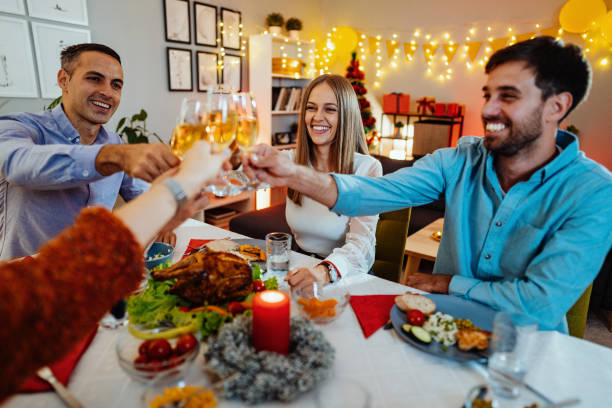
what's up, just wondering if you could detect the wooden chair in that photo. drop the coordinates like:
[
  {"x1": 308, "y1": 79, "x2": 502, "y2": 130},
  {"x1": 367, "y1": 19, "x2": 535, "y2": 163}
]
[{"x1": 371, "y1": 208, "x2": 412, "y2": 282}]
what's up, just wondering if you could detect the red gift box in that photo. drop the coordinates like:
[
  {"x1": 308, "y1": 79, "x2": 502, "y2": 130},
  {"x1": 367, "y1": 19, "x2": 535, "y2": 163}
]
[
  {"x1": 446, "y1": 103, "x2": 460, "y2": 117},
  {"x1": 434, "y1": 103, "x2": 446, "y2": 116},
  {"x1": 383, "y1": 93, "x2": 410, "y2": 114},
  {"x1": 416, "y1": 96, "x2": 436, "y2": 115}
]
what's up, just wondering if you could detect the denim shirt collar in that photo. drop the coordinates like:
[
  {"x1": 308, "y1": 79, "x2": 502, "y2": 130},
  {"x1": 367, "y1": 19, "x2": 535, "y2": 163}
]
[
  {"x1": 484, "y1": 129, "x2": 580, "y2": 195},
  {"x1": 50, "y1": 103, "x2": 111, "y2": 146}
]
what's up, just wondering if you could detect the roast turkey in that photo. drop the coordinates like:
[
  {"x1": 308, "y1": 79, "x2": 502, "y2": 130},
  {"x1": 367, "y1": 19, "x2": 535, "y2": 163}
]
[{"x1": 150, "y1": 251, "x2": 252, "y2": 304}]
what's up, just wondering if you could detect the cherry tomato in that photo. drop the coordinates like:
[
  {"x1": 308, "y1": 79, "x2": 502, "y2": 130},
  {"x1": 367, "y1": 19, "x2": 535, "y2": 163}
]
[
  {"x1": 138, "y1": 340, "x2": 152, "y2": 356},
  {"x1": 178, "y1": 306, "x2": 190, "y2": 312},
  {"x1": 133, "y1": 354, "x2": 149, "y2": 365},
  {"x1": 227, "y1": 301, "x2": 246, "y2": 315},
  {"x1": 406, "y1": 309, "x2": 426, "y2": 326},
  {"x1": 175, "y1": 334, "x2": 198, "y2": 355},
  {"x1": 147, "y1": 339, "x2": 172, "y2": 360},
  {"x1": 252, "y1": 280, "x2": 266, "y2": 292}
]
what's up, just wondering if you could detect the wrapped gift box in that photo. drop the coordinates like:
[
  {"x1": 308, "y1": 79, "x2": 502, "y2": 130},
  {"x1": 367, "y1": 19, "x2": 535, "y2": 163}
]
[
  {"x1": 416, "y1": 97, "x2": 436, "y2": 115},
  {"x1": 383, "y1": 93, "x2": 410, "y2": 114},
  {"x1": 434, "y1": 103, "x2": 446, "y2": 116}
]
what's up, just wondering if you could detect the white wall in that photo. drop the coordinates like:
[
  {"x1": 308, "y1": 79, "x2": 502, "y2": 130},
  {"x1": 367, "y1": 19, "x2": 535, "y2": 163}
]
[
  {"x1": 0, "y1": 0, "x2": 322, "y2": 142},
  {"x1": 320, "y1": 0, "x2": 612, "y2": 170},
  {"x1": 1, "y1": 0, "x2": 610, "y2": 169}
]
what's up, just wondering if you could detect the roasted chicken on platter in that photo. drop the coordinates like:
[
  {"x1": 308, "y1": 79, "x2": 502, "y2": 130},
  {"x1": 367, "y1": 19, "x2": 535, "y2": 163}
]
[{"x1": 150, "y1": 251, "x2": 252, "y2": 304}]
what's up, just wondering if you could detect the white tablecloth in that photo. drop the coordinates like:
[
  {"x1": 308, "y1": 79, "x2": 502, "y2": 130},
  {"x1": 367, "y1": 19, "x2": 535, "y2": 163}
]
[{"x1": 4, "y1": 220, "x2": 611, "y2": 407}]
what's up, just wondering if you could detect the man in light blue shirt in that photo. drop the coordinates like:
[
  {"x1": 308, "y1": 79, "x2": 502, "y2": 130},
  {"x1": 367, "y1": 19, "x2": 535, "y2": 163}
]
[
  {"x1": 245, "y1": 37, "x2": 612, "y2": 332},
  {"x1": 0, "y1": 44, "x2": 181, "y2": 260}
]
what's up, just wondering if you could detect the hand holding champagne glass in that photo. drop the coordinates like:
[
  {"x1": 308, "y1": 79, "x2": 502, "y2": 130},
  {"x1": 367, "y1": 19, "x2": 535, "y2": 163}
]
[
  {"x1": 233, "y1": 92, "x2": 270, "y2": 191},
  {"x1": 170, "y1": 86, "x2": 238, "y2": 196}
]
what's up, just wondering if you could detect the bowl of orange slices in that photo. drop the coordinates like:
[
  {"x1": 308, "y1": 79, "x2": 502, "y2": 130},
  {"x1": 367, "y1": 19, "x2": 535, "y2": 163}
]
[{"x1": 292, "y1": 282, "x2": 350, "y2": 324}]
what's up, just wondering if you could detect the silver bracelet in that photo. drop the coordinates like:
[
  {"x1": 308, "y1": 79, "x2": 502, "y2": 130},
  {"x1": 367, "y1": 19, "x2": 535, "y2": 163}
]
[{"x1": 163, "y1": 178, "x2": 187, "y2": 209}]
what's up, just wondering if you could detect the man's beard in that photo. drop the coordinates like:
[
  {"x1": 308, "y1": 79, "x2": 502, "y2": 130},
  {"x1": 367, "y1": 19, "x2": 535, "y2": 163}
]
[{"x1": 483, "y1": 104, "x2": 543, "y2": 157}]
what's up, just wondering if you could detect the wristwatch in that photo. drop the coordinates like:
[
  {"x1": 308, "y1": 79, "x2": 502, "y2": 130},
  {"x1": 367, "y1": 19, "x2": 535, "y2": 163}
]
[
  {"x1": 319, "y1": 261, "x2": 340, "y2": 283},
  {"x1": 163, "y1": 178, "x2": 187, "y2": 209}
]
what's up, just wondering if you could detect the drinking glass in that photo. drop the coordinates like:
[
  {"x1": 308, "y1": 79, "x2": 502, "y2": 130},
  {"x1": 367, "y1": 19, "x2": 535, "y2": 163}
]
[
  {"x1": 232, "y1": 92, "x2": 270, "y2": 191},
  {"x1": 265, "y1": 232, "x2": 292, "y2": 276},
  {"x1": 487, "y1": 312, "x2": 538, "y2": 399},
  {"x1": 170, "y1": 86, "x2": 239, "y2": 197}
]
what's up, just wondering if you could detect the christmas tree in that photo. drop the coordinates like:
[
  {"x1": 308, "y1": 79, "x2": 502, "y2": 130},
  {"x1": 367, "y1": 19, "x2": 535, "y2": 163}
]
[{"x1": 345, "y1": 52, "x2": 377, "y2": 148}]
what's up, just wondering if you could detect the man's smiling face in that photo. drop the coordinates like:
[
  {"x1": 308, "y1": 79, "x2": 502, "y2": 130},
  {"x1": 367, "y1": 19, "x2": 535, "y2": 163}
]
[
  {"x1": 59, "y1": 50, "x2": 123, "y2": 126},
  {"x1": 481, "y1": 61, "x2": 546, "y2": 157}
]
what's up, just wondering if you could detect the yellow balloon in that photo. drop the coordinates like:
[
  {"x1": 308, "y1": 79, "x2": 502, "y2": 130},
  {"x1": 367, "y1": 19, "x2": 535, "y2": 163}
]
[
  {"x1": 332, "y1": 26, "x2": 358, "y2": 62},
  {"x1": 601, "y1": 11, "x2": 612, "y2": 43},
  {"x1": 559, "y1": 0, "x2": 607, "y2": 33}
]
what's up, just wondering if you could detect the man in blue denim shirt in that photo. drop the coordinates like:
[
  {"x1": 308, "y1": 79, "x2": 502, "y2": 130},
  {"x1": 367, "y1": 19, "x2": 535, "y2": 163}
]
[
  {"x1": 245, "y1": 37, "x2": 612, "y2": 332},
  {"x1": 0, "y1": 44, "x2": 183, "y2": 260}
]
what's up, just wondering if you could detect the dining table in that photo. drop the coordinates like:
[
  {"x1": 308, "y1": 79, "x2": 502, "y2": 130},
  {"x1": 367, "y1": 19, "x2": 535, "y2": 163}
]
[{"x1": 4, "y1": 219, "x2": 611, "y2": 408}]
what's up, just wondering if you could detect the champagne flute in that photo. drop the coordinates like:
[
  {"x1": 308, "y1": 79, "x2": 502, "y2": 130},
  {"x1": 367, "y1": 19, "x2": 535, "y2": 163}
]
[{"x1": 233, "y1": 92, "x2": 270, "y2": 191}]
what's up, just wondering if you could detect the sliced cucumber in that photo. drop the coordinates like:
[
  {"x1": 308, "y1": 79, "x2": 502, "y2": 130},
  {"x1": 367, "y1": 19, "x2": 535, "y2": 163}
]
[
  {"x1": 410, "y1": 326, "x2": 432, "y2": 344},
  {"x1": 401, "y1": 323, "x2": 413, "y2": 333}
]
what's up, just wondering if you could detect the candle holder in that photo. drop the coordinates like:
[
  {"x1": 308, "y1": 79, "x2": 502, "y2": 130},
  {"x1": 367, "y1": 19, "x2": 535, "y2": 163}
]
[{"x1": 204, "y1": 315, "x2": 335, "y2": 404}]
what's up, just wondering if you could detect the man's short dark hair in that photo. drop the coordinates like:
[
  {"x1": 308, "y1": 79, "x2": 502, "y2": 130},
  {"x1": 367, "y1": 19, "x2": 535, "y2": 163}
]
[
  {"x1": 485, "y1": 36, "x2": 591, "y2": 120},
  {"x1": 60, "y1": 43, "x2": 121, "y2": 74}
]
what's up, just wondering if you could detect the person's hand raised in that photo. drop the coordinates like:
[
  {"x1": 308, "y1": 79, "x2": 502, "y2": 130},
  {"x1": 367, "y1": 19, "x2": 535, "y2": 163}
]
[
  {"x1": 96, "y1": 142, "x2": 180, "y2": 182},
  {"x1": 242, "y1": 144, "x2": 297, "y2": 187}
]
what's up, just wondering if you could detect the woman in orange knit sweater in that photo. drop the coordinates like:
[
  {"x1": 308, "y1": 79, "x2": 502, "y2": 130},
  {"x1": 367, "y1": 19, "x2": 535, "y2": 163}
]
[{"x1": 0, "y1": 141, "x2": 226, "y2": 402}]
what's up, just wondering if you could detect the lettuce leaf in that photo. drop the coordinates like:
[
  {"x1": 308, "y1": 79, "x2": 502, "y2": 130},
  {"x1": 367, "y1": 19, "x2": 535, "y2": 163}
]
[{"x1": 126, "y1": 278, "x2": 189, "y2": 328}]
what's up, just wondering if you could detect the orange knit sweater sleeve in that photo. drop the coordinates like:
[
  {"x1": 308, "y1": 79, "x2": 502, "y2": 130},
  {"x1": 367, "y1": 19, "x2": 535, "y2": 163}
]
[{"x1": 0, "y1": 207, "x2": 144, "y2": 402}]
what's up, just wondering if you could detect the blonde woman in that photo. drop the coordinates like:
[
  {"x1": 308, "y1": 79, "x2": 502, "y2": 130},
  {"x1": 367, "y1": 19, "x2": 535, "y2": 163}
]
[{"x1": 284, "y1": 75, "x2": 382, "y2": 291}]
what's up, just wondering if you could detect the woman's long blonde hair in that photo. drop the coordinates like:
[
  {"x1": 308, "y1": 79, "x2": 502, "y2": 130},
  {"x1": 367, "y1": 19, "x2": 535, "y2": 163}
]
[{"x1": 288, "y1": 74, "x2": 368, "y2": 205}]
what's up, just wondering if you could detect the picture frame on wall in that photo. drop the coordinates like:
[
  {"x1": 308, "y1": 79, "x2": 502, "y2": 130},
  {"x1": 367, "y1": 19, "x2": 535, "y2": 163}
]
[
  {"x1": 167, "y1": 47, "x2": 192, "y2": 91},
  {"x1": 31, "y1": 22, "x2": 91, "y2": 99},
  {"x1": 196, "y1": 51, "x2": 218, "y2": 92},
  {"x1": 222, "y1": 54, "x2": 241, "y2": 92},
  {"x1": 0, "y1": 16, "x2": 37, "y2": 97},
  {"x1": 220, "y1": 7, "x2": 241, "y2": 51},
  {"x1": 163, "y1": 0, "x2": 191, "y2": 44},
  {"x1": 26, "y1": 0, "x2": 89, "y2": 25},
  {"x1": 0, "y1": 0, "x2": 25, "y2": 15},
  {"x1": 194, "y1": 2, "x2": 217, "y2": 47}
]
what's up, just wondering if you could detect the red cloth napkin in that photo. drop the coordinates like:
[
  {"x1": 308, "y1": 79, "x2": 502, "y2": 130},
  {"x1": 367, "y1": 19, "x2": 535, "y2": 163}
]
[
  {"x1": 19, "y1": 328, "x2": 97, "y2": 392},
  {"x1": 182, "y1": 239, "x2": 214, "y2": 258},
  {"x1": 350, "y1": 294, "x2": 401, "y2": 338}
]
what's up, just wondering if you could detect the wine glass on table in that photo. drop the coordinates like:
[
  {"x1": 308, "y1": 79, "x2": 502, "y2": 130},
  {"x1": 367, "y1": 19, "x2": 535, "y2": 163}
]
[{"x1": 233, "y1": 92, "x2": 270, "y2": 191}]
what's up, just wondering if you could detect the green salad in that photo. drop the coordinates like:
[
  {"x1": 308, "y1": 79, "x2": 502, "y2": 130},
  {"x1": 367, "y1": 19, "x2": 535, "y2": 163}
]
[{"x1": 127, "y1": 262, "x2": 278, "y2": 338}]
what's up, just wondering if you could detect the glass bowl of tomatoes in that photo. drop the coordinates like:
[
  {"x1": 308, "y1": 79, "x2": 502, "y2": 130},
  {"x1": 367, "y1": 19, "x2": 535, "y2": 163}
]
[
  {"x1": 292, "y1": 281, "x2": 350, "y2": 324},
  {"x1": 116, "y1": 330, "x2": 200, "y2": 383}
]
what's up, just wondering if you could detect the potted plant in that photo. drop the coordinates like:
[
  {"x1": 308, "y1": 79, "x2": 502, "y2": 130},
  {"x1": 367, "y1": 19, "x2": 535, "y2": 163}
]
[
  {"x1": 265, "y1": 13, "x2": 284, "y2": 35},
  {"x1": 115, "y1": 109, "x2": 162, "y2": 144},
  {"x1": 394, "y1": 121, "x2": 405, "y2": 138},
  {"x1": 285, "y1": 18, "x2": 302, "y2": 40}
]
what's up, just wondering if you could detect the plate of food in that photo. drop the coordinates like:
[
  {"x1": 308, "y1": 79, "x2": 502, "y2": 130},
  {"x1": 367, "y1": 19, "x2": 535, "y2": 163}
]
[
  {"x1": 191, "y1": 238, "x2": 267, "y2": 265},
  {"x1": 390, "y1": 293, "x2": 497, "y2": 363}
]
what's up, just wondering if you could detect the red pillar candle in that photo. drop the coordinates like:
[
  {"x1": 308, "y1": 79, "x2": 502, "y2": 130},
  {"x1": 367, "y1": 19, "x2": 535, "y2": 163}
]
[{"x1": 252, "y1": 290, "x2": 290, "y2": 354}]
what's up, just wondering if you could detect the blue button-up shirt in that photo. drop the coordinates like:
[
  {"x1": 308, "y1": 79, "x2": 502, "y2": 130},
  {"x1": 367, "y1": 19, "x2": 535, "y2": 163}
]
[
  {"x1": 0, "y1": 105, "x2": 148, "y2": 260},
  {"x1": 332, "y1": 131, "x2": 612, "y2": 332}
]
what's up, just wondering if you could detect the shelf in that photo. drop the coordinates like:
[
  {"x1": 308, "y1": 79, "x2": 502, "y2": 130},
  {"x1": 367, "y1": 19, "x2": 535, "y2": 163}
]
[
  {"x1": 269, "y1": 34, "x2": 314, "y2": 45},
  {"x1": 204, "y1": 191, "x2": 253, "y2": 210},
  {"x1": 272, "y1": 73, "x2": 313, "y2": 80},
  {"x1": 272, "y1": 110, "x2": 299, "y2": 115}
]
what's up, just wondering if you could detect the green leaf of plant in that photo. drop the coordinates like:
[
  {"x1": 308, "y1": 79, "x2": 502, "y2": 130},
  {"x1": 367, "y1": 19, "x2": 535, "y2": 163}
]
[
  {"x1": 140, "y1": 109, "x2": 148, "y2": 121},
  {"x1": 125, "y1": 128, "x2": 137, "y2": 144},
  {"x1": 116, "y1": 117, "x2": 126, "y2": 133}
]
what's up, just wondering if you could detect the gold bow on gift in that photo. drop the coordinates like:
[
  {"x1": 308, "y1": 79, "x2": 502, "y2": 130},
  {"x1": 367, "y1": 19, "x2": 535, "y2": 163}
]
[{"x1": 416, "y1": 97, "x2": 436, "y2": 115}]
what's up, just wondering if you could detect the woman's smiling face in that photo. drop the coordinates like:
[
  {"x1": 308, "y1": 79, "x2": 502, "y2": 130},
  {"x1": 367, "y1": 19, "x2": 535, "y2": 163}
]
[{"x1": 304, "y1": 81, "x2": 339, "y2": 147}]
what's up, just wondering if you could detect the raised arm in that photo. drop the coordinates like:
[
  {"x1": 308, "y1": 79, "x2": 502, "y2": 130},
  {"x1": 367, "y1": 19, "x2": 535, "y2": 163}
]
[
  {"x1": 0, "y1": 142, "x2": 225, "y2": 401},
  {"x1": 243, "y1": 144, "x2": 339, "y2": 208}
]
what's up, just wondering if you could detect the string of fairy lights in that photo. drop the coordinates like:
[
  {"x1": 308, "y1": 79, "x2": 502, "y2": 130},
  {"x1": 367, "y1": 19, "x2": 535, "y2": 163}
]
[
  {"x1": 300, "y1": 21, "x2": 611, "y2": 87},
  {"x1": 212, "y1": 19, "x2": 248, "y2": 73}
]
